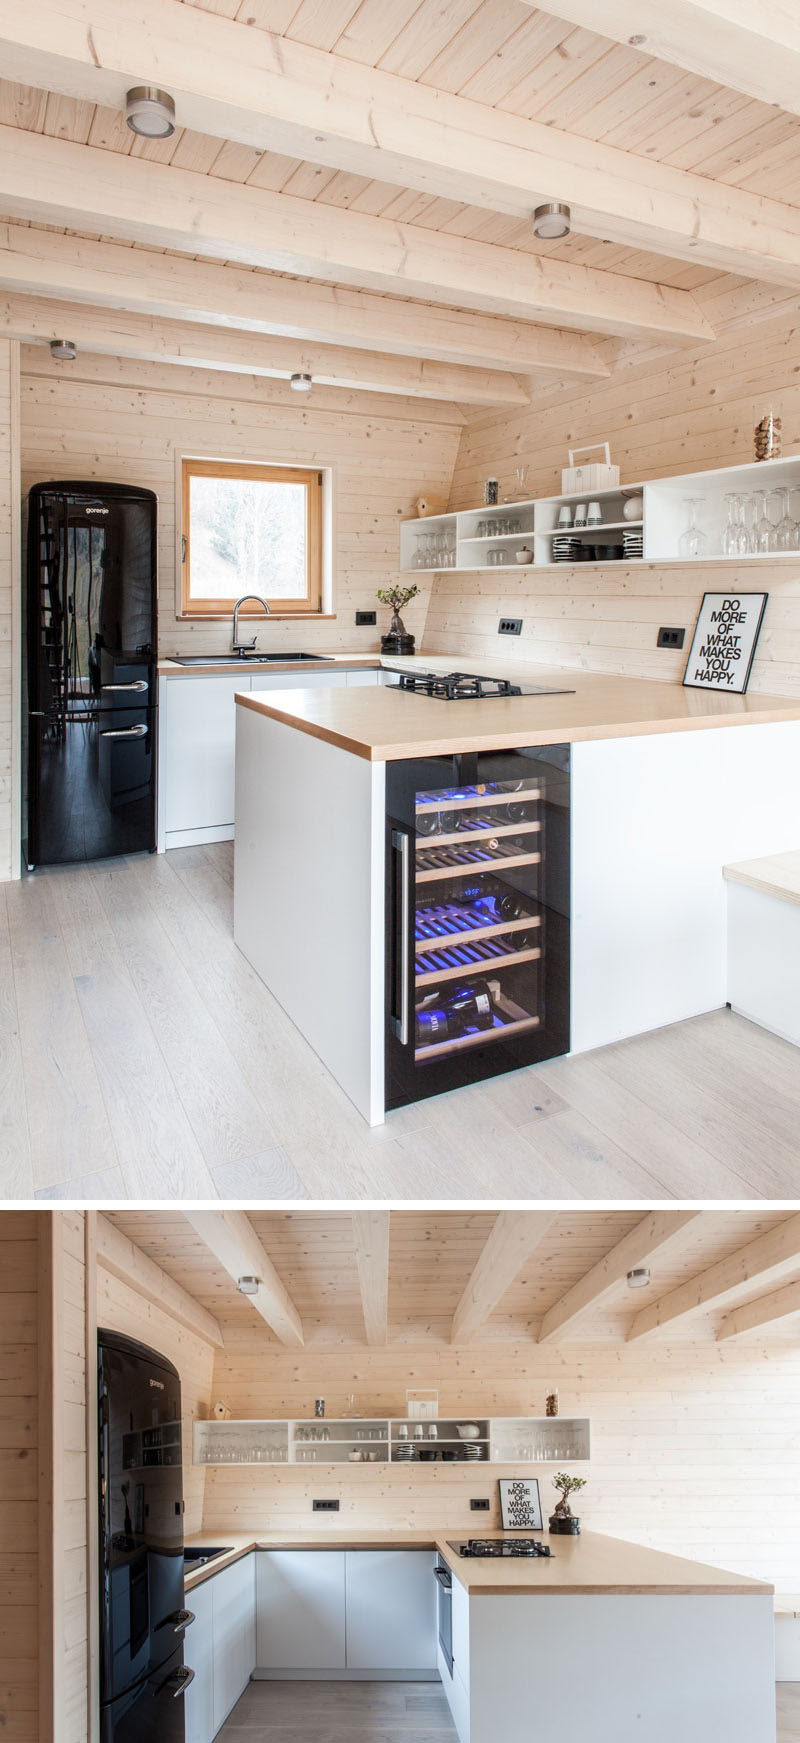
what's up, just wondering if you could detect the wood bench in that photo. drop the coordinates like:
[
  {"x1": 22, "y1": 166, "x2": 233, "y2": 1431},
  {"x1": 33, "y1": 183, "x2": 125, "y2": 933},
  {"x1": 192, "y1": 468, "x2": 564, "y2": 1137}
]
[
  {"x1": 775, "y1": 1596, "x2": 800, "y2": 1681},
  {"x1": 724, "y1": 851, "x2": 800, "y2": 1048}
]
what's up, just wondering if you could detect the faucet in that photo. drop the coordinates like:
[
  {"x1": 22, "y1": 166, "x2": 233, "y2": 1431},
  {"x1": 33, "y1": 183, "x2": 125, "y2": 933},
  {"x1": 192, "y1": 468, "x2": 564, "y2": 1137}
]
[{"x1": 232, "y1": 594, "x2": 271, "y2": 655}]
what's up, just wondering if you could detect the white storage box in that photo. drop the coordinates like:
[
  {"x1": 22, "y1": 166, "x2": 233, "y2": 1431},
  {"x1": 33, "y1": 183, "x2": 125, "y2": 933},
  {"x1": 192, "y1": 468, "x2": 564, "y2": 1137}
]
[{"x1": 562, "y1": 442, "x2": 619, "y2": 494}]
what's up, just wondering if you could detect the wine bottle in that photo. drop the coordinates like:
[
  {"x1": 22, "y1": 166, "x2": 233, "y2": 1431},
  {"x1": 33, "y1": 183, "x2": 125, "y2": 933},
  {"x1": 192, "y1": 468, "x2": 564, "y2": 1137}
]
[{"x1": 416, "y1": 978, "x2": 500, "y2": 1044}]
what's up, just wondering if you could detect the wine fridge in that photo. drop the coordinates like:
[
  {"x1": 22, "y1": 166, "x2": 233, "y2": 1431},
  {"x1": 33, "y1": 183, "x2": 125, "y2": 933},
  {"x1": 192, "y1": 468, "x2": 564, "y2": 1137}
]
[{"x1": 385, "y1": 746, "x2": 569, "y2": 1109}]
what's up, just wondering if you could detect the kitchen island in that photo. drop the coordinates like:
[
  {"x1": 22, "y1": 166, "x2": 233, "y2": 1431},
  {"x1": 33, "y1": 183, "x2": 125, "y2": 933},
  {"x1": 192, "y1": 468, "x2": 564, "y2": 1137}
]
[
  {"x1": 233, "y1": 660, "x2": 800, "y2": 1124},
  {"x1": 182, "y1": 1527, "x2": 775, "y2": 1743}
]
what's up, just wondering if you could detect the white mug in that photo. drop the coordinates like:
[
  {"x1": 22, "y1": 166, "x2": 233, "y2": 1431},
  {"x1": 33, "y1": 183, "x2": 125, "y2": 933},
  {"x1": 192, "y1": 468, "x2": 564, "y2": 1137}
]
[
  {"x1": 397, "y1": 1424, "x2": 408, "y2": 1440},
  {"x1": 557, "y1": 505, "x2": 572, "y2": 526},
  {"x1": 413, "y1": 1424, "x2": 424, "y2": 1440},
  {"x1": 573, "y1": 503, "x2": 587, "y2": 526},
  {"x1": 587, "y1": 500, "x2": 603, "y2": 525}
]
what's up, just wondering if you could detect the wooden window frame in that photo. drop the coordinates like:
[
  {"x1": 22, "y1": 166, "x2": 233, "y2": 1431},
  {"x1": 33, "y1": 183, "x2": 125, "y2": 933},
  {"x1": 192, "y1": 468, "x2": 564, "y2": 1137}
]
[{"x1": 180, "y1": 457, "x2": 323, "y2": 617}]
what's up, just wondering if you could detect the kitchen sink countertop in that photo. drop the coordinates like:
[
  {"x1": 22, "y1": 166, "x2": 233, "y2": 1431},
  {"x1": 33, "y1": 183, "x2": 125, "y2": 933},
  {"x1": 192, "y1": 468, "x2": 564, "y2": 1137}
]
[
  {"x1": 158, "y1": 652, "x2": 383, "y2": 676},
  {"x1": 233, "y1": 659, "x2": 800, "y2": 760},
  {"x1": 182, "y1": 1528, "x2": 773, "y2": 1597}
]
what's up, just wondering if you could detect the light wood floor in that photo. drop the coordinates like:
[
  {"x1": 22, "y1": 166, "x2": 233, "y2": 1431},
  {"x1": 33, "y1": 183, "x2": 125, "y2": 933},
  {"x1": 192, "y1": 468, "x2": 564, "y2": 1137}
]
[
  {"x1": 3, "y1": 843, "x2": 800, "y2": 1201},
  {"x1": 217, "y1": 1679, "x2": 455, "y2": 1739},
  {"x1": 215, "y1": 1679, "x2": 800, "y2": 1740}
]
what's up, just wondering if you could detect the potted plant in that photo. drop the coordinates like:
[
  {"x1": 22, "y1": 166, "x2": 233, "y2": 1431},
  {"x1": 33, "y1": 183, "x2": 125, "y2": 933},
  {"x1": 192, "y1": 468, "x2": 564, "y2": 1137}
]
[
  {"x1": 377, "y1": 583, "x2": 419, "y2": 656},
  {"x1": 549, "y1": 1471, "x2": 587, "y2": 1536}
]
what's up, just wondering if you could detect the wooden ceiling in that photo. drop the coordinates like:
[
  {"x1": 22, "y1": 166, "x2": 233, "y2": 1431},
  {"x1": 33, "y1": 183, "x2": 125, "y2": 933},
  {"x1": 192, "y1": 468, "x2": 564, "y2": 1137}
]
[
  {"x1": 104, "y1": 1209, "x2": 800, "y2": 1347},
  {"x1": 0, "y1": 0, "x2": 799, "y2": 405}
]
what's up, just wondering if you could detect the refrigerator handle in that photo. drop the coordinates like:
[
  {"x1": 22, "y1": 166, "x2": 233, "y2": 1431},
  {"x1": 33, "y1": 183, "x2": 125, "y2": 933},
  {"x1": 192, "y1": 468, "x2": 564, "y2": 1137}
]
[
  {"x1": 162, "y1": 1609, "x2": 195, "y2": 1634},
  {"x1": 390, "y1": 827, "x2": 411, "y2": 1046},
  {"x1": 99, "y1": 722, "x2": 148, "y2": 739},
  {"x1": 158, "y1": 1665, "x2": 195, "y2": 1700},
  {"x1": 103, "y1": 680, "x2": 148, "y2": 693}
]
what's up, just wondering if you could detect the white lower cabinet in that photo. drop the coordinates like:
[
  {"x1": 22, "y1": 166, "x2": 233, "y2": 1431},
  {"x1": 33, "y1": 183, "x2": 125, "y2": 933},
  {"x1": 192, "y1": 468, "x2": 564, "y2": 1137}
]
[
  {"x1": 212, "y1": 1555, "x2": 257, "y2": 1732},
  {"x1": 254, "y1": 1549, "x2": 437, "y2": 1677},
  {"x1": 184, "y1": 1555, "x2": 256, "y2": 1743},
  {"x1": 159, "y1": 668, "x2": 356, "y2": 849},
  {"x1": 256, "y1": 1550, "x2": 347, "y2": 1670},
  {"x1": 346, "y1": 1550, "x2": 437, "y2": 1671},
  {"x1": 438, "y1": 1644, "x2": 470, "y2": 1743},
  {"x1": 185, "y1": 1578, "x2": 214, "y2": 1743}
]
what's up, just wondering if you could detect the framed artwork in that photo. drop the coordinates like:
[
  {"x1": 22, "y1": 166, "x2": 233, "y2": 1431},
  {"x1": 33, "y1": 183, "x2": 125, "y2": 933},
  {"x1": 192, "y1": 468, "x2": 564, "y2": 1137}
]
[
  {"x1": 683, "y1": 592, "x2": 768, "y2": 693},
  {"x1": 499, "y1": 1477, "x2": 543, "y2": 1531}
]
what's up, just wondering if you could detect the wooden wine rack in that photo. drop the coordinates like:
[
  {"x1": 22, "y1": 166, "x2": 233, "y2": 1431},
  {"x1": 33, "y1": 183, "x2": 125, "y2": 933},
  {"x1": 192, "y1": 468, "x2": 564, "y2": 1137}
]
[
  {"x1": 415, "y1": 992, "x2": 540, "y2": 1062},
  {"x1": 415, "y1": 943, "x2": 542, "y2": 988},
  {"x1": 415, "y1": 786, "x2": 542, "y2": 816}
]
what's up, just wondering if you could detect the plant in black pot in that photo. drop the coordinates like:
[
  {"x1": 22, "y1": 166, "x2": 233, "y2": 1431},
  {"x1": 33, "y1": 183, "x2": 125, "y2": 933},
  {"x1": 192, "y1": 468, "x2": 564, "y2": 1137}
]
[
  {"x1": 377, "y1": 583, "x2": 419, "y2": 656},
  {"x1": 549, "y1": 1471, "x2": 587, "y2": 1536}
]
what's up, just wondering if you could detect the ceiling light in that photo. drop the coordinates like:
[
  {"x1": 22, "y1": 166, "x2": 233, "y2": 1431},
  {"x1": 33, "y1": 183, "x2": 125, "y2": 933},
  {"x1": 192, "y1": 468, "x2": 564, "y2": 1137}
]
[
  {"x1": 125, "y1": 86, "x2": 176, "y2": 139},
  {"x1": 290, "y1": 372, "x2": 313, "y2": 393},
  {"x1": 532, "y1": 201, "x2": 571, "y2": 240},
  {"x1": 49, "y1": 339, "x2": 76, "y2": 361},
  {"x1": 236, "y1": 1275, "x2": 261, "y2": 1297},
  {"x1": 626, "y1": 1267, "x2": 651, "y2": 1290}
]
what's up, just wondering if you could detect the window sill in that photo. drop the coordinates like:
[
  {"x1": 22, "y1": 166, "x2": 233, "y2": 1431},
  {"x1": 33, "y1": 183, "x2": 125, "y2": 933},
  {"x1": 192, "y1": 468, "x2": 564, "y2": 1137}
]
[{"x1": 176, "y1": 612, "x2": 338, "y2": 622}]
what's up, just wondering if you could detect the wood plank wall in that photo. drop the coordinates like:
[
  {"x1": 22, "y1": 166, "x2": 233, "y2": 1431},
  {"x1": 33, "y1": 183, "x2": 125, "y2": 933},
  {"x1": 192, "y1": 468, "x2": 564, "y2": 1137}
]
[
  {"x1": 430, "y1": 301, "x2": 800, "y2": 694},
  {"x1": 0, "y1": 1210, "x2": 38, "y2": 1743},
  {"x1": 19, "y1": 348, "x2": 462, "y2": 660},
  {"x1": 202, "y1": 1334, "x2": 800, "y2": 1594},
  {"x1": 0, "y1": 339, "x2": 19, "y2": 880},
  {"x1": 97, "y1": 1265, "x2": 215, "y2": 1535},
  {"x1": 57, "y1": 1211, "x2": 88, "y2": 1743}
]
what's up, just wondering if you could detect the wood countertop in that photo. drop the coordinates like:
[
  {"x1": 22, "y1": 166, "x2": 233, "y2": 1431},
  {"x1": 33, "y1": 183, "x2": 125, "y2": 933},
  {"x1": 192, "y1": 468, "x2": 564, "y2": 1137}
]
[
  {"x1": 182, "y1": 1528, "x2": 772, "y2": 1597},
  {"x1": 234, "y1": 662, "x2": 800, "y2": 761}
]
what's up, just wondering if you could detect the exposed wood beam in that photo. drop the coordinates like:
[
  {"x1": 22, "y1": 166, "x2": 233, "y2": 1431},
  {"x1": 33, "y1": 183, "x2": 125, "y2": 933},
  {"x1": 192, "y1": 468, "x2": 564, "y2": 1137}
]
[
  {"x1": 0, "y1": 223, "x2": 610, "y2": 381},
  {"x1": 628, "y1": 1212, "x2": 800, "y2": 1341},
  {"x1": 451, "y1": 1212, "x2": 558, "y2": 1344},
  {"x1": 95, "y1": 1213, "x2": 224, "y2": 1348},
  {"x1": 183, "y1": 1210, "x2": 303, "y2": 1347},
  {"x1": 0, "y1": 0, "x2": 797, "y2": 286},
  {"x1": 717, "y1": 1278, "x2": 800, "y2": 1341},
  {"x1": 0, "y1": 291, "x2": 529, "y2": 405},
  {"x1": 538, "y1": 1211, "x2": 702, "y2": 1344},
  {"x1": 0, "y1": 128, "x2": 714, "y2": 345},
  {"x1": 528, "y1": 1, "x2": 800, "y2": 121},
  {"x1": 352, "y1": 1212, "x2": 390, "y2": 1347}
]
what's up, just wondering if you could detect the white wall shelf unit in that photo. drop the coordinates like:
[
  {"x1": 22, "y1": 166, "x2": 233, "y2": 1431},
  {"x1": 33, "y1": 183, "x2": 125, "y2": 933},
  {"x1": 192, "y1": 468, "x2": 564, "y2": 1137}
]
[
  {"x1": 194, "y1": 1416, "x2": 590, "y2": 1466},
  {"x1": 399, "y1": 454, "x2": 800, "y2": 574}
]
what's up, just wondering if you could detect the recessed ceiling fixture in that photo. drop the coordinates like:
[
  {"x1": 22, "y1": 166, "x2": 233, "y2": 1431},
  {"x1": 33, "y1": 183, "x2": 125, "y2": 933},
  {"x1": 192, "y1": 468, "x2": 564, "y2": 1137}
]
[
  {"x1": 626, "y1": 1266, "x2": 651, "y2": 1290},
  {"x1": 49, "y1": 338, "x2": 77, "y2": 361},
  {"x1": 532, "y1": 201, "x2": 571, "y2": 240},
  {"x1": 125, "y1": 86, "x2": 176, "y2": 139},
  {"x1": 290, "y1": 372, "x2": 313, "y2": 393},
  {"x1": 236, "y1": 1275, "x2": 261, "y2": 1296}
]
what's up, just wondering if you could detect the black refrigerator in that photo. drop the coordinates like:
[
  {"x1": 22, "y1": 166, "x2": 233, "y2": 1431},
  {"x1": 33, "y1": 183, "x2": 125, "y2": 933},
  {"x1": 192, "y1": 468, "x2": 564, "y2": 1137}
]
[
  {"x1": 385, "y1": 745, "x2": 570, "y2": 1110},
  {"x1": 98, "y1": 1329, "x2": 195, "y2": 1743},
  {"x1": 25, "y1": 481, "x2": 157, "y2": 868}
]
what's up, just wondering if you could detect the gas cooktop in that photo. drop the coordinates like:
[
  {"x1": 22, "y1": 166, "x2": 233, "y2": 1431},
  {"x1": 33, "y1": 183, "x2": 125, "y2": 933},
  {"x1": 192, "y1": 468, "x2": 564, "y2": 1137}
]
[
  {"x1": 386, "y1": 669, "x2": 575, "y2": 701},
  {"x1": 449, "y1": 1538, "x2": 553, "y2": 1558}
]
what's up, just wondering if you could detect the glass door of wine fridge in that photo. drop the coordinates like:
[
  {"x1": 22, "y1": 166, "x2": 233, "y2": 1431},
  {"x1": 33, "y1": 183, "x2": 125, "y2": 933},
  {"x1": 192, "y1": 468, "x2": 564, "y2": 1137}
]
[{"x1": 385, "y1": 746, "x2": 569, "y2": 1110}]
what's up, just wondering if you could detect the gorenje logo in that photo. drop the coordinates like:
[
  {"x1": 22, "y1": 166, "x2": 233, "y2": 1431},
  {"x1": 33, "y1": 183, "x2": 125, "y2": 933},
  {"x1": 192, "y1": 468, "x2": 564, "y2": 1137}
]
[
  {"x1": 149, "y1": 1377, "x2": 165, "y2": 1390},
  {"x1": 86, "y1": 506, "x2": 109, "y2": 515}
]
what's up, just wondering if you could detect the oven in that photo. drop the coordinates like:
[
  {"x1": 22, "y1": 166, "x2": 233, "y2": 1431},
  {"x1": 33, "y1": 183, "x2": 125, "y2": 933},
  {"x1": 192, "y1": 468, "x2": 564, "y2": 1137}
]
[{"x1": 434, "y1": 1555, "x2": 453, "y2": 1675}]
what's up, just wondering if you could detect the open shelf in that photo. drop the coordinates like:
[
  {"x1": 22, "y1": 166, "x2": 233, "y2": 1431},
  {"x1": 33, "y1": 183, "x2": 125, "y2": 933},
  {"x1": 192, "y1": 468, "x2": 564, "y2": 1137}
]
[{"x1": 194, "y1": 1415, "x2": 591, "y2": 1466}]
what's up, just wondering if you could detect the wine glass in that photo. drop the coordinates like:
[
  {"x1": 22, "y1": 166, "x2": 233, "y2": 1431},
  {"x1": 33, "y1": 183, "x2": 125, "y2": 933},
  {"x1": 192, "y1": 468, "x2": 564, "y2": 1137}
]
[
  {"x1": 721, "y1": 493, "x2": 747, "y2": 557},
  {"x1": 774, "y1": 487, "x2": 795, "y2": 551},
  {"x1": 678, "y1": 498, "x2": 708, "y2": 558},
  {"x1": 751, "y1": 490, "x2": 772, "y2": 554}
]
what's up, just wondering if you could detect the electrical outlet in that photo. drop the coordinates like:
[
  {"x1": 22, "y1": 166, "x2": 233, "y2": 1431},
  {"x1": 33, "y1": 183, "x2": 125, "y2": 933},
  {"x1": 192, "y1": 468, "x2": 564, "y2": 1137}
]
[
  {"x1": 470, "y1": 1498, "x2": 491, "y2": 1511},
  {"x1": 657, "y1": 626, "x2": 686, "y2": 649},
  {"x1": 312, "y1": 1499, "x2": 339, "y2": 1512},
  {"x1": 498, "y1": 618, "x2": 523, "y2": 636},
  {"x1": 355, "y1": 610, "x2": 377, "y2": 626}
]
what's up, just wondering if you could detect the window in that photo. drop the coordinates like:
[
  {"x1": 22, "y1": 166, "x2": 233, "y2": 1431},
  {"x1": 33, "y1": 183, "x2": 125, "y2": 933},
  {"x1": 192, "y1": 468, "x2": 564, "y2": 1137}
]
[{"x1": 180, "y1": 458, "x2": 323, "y2": 616}]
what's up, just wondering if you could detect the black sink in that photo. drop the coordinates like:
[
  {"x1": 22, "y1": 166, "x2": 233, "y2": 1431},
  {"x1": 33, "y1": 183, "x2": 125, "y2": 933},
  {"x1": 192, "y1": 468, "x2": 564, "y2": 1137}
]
[
  {"x1": 172, "y1": 653, "x2": 326, "y2": 666},
  {"x1": 183, "y1": 1546, "x2": 232, "y2": 1567}
]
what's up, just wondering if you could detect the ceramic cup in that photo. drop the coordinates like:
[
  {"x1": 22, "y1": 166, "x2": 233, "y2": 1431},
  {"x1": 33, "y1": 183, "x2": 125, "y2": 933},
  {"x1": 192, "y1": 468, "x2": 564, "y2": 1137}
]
[
  {"x1": 515, "y1": 548, "x2": 533, "y2": 564},
  {"x1": 587, "y1": 501, "x2": 603, "y2": 525},
  {"x1": 557, "y1": 506, "x2": 573, "y2": 526},
  {"x1": 573, "y1": 503, "x2": 587, "y2": 526}
]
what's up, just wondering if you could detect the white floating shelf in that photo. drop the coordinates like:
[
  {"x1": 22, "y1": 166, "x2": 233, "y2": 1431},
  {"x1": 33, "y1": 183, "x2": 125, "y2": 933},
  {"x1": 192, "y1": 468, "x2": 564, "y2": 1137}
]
[{"x1": 194, "y1": 1415, "x2": 591, "y2": 1467}]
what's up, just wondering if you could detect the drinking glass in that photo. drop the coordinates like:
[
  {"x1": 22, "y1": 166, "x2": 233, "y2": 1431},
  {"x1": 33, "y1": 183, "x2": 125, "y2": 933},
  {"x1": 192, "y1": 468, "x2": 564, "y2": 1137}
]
[
  {"x1": 515, "y1": 465, "x2": 529, "y2": 498},
  {"x1": 752, "y1": 490, "x2": 772, "y2": 554},
  {"x1": 774, "y1": 487, "x2": 795, "y2": 551},
  {"x1": 678, "y1": 497, "x2": 708, "y2": 558},
  {"x1": 721, "y1": 493, "x2": 747, "y2": 557}
]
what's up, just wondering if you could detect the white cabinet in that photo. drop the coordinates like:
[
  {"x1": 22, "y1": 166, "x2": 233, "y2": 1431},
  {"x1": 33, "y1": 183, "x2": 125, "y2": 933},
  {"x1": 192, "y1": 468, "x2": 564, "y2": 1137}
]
[
  {"x1": 256, "y1": 1551, "x2": 347, "y2": 1670},
  {"x1": 184, "y1": 1556, "x2": 256, "y2": 1743},
  {"x1": 249, "y1": 670, "x2": 348, "y2": 692},
  {"x1": 184, "y1": 1578, "x2": 214, "y2": 1743},
  {"x1": 162, "y1": 673, "x2": 246, "y2": 842},
  {"x1": 346, "y1": 1551, "x2": 437, "y2": 1671},
  {"x1": 212, "y1": 1555, "x2": 256, "y2": 1732},
  {"x1": 346, "y1": 668, "x2": 383, "y2": 686}
]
